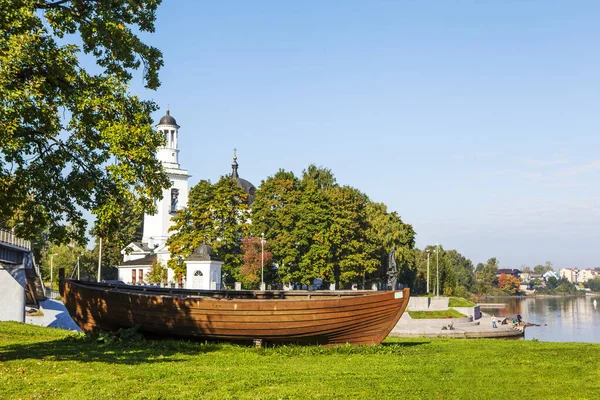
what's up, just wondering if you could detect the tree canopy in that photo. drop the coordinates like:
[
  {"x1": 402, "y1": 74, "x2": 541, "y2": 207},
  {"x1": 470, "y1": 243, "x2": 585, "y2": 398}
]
[
  {"x1": 166, "y1": 177, "x2": 250, "y2": 281},
  {"x1": 0, "y1": 0, "x2": 169, "y2": 245},
  {"x1": 250, "y1": 165, "x2": 415, "y2": 288}
]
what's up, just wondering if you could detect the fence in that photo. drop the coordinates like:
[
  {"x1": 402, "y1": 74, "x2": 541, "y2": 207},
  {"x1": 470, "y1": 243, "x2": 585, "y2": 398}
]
[
  {"x1": 45, "y1": 286, "x2": 60, "y2": 300},
  {"x1": 0, "y1": 228, "x2": 31, "y2": 250}
]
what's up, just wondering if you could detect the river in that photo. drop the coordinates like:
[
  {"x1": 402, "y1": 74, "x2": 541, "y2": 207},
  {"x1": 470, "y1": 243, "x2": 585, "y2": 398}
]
[{"x1": 479, "y1": 295, "x2": 600, "y2": 343}]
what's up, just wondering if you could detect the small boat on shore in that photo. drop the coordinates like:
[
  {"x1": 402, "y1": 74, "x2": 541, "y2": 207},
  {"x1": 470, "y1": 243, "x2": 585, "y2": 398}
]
[{"x1": 60, "y1": 279, "x2": 410, "y2": 346}]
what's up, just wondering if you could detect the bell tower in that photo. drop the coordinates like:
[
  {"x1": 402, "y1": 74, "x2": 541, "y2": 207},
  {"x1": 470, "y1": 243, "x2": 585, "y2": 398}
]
[{"x1": 141, "y1": 108, "x2": 190, "y2": 248}]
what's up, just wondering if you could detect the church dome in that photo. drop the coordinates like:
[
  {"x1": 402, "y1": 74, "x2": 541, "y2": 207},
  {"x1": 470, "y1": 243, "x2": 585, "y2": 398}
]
[
  {"x1": 158, "y1": 109, "x2": 179, "y2": 127},
  {"x1": 231, "y1": 152, "x2": 256, "y2": 205},
  {"x1": 186, "y1": 243, "x2": 221, "y2": 261}
]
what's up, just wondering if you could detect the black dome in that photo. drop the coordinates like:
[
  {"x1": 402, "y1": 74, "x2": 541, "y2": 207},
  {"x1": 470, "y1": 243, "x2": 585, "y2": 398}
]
[
  {"x1": 186, "y1": 243, "x2": 221, "y2": 261},
  {"x1": 158, "y1": 110, "x2": 179, "y2": 127},
  {"x1": 231, "y1": 154, "x2": 256, "y2": 205}
]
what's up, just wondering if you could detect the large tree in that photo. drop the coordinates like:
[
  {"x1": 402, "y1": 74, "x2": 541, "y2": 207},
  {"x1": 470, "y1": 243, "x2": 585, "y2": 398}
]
[
  {"x1": 445, "y1": 249, "x2": 475, "y2": 291},
  {"x1": 251, "y1": 165, "x2": 396, "y2": 288},
  {"x1": 0, "y1": 0, "x2": 170, "y2": 245},
  {"x1": 167, "y1": 177, "x2": 250, "y2": 282},
  {"x1": 478, "y1": 257, "x2": 499, "y2": 295},
  {"x1": 250, "y1": 169, "x2": 303, "y2": 282},
  {"x1": 365, "y1": 202, "x2": 416, "y2": 288}
]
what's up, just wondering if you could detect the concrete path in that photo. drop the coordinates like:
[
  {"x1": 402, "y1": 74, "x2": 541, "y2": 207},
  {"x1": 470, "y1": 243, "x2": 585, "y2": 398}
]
[
  {"x1": 390, "y1": 312, "x2": 524, "y2": 339},
  {"x1": 25, "y1": 299, "x2": 81, "y2": 332}
]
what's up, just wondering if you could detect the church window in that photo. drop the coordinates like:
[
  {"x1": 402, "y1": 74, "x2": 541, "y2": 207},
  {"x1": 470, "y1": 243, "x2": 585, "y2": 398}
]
[
  {"x1": 194, "y1": 270, "x2": 203, "y2": 276},
  {"x1": 171, "y1": 188, "x2": 179, "y2": 212}
]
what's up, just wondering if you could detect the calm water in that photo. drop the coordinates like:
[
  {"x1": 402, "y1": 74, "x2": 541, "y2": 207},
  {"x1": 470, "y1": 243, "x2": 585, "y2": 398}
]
[{"x1": 480, "y1": 295, "x2": 600, "y2": 343}]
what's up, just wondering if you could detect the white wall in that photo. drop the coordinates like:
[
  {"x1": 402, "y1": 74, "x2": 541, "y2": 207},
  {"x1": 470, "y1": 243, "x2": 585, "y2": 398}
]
[{"x1": 0, "y1": 265, "x2": 26, "y2": 322}]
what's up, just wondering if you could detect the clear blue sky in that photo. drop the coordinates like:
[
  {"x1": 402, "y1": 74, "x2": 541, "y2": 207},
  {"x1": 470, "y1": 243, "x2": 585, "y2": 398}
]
[{"x1": 124, "y1": 1, "x2": 599, "y2": 269}]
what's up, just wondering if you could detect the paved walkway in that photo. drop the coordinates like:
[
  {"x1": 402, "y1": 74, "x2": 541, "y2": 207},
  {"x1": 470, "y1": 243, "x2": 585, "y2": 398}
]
[
  {"x1": 26, "y1": 299, "x2": 81, "y2": 332},
  {"x1": 390, "y1": 312, "x2": 524, "y2": 339}
]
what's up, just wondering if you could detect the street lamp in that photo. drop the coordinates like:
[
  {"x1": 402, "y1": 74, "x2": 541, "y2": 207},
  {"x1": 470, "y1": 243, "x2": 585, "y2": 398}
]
[
  {"x1": 425, "y1": 249, "x2": 431, "y2": 294},
  {"x1": 436, "y1": 244, "x2": 440, "y2": 297},
  {"x1": 261, "y1": 233, "x2": 265, "y2": 289}
]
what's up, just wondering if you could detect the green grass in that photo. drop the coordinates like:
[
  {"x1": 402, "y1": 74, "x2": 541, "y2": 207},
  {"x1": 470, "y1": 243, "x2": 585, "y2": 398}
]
[
  {"x1": 408, "y1": 309, "x2": 467, "y2": 319},
  {"x1": 448, "y1": 297, "x2": 476, "y2": 307},
  {"x1": 1, "y1": 322, "x2": 599, "y2": 400}
]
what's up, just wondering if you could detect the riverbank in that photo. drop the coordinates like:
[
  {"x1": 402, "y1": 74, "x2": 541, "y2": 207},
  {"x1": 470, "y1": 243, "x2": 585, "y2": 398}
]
[
  {"x1": 390, "y1": 311, "x2": 524, "y2": 339},
  {"x1": 1, "y1": 322, "x2": 599, "y2": 399}
]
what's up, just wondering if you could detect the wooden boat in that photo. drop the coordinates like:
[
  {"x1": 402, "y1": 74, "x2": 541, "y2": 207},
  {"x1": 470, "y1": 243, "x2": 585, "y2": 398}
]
[{"x1": 60, "y1": 279, "x2": 410, "y2": 346}]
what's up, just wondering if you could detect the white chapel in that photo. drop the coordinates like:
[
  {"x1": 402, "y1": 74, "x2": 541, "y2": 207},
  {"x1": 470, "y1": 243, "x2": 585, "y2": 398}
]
[
  {"x1": 118, "y1": 109, "x2": 193, "y2": 286},
  {"x1": 117, "y1": 109, "x2": 254, "y2": 289}
]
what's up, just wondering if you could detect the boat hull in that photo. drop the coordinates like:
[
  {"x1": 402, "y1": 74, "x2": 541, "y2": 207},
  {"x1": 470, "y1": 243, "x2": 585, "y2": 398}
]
[{"x1": 62, "y1": 280, "x2": 410, "y2": 346}]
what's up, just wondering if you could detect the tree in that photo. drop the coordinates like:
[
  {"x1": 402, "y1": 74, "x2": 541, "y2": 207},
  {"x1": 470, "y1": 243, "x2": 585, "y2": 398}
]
[
  {"x1": 40, "y1": 242, "x2": 85, "y2": 284},
  {"x1": 478, "y1": 257, "x2": 499, "y2": 295},
  {"x1": 240, "y1": 236, "x2": 273, "y2": 288},
  {"x1": 546, "y1": 276, "x2": 558, "y2": 290},
  {"x1": 251, "y1": 166, "x2": 402, "y2": 288},
  {"x1": 533, "y1": 261, "x2": 553, "y2": 275},
  {"x1": 365, "y1": 202, "x2": 416, "y2": 288},
  {"x1": 167, "y1": 177, "x2": 250, "y2": 282},
  {"x1": 445, "y1": 249, "x2": 475, "y2": 291},
  {"x1": 1, "y1": 0, "x2": 170, "y2": 245},
  {"x1": 145, "y1": 260, "x2": 167, "y2": 285},
  {"x1": 498, "y1": 273, "x2": 521, "y2": 295},
  {"x1": 250, "y1": 169, "x2": 303, "y2": 283},
  {"x1": 584, "y1": 277, "x2": 600, "y2": 292}
]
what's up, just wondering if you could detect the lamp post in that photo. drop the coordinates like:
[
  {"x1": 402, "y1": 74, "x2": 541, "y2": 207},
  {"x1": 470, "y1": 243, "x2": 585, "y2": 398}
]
[
  {"x1": 50, "y1": 254, "x2": 54, "y2": 295},
  {"x1": 426, "y1": 249, "x2": 431, "y2": 294},
  {"x1": 436, "y1": 244, "x2": 440, "y2": 297},
  {"x1": 97, "y1": 237, "x2": 102, "y2": 282},
  {"x1": 261, "y1": 233, "x2": 265, "y2": 288}
]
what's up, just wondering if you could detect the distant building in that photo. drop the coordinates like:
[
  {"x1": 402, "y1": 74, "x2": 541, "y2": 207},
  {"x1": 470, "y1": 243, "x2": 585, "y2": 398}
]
[
  {"x1": 496, "y1": 269, "x2": 520, "y2": 278},
  {"x1": 542, "y1": 271, "x2": 560, "y2": 281},
  {"x1": 558, "y1": 268, "x2": 578, "y2": 283},
  {"x1": 519, "y1": 272, "x2": 531, "y2": 282},
  {"x1": 577, "y1": 269, "x2": 598, "y2": 283}
]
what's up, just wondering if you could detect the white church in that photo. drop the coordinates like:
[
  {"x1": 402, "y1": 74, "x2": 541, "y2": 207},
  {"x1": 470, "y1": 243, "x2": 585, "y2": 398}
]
[{"x1": 117, "y1": 109, "x2": 256, "y2": 289}]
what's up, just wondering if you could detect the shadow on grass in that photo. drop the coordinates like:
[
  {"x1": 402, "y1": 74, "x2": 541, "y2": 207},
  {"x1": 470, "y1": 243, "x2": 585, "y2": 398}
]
[
  {"x1": 380, "y1": 341, "x2": 430, "y2": 347},
  {"x1": 0, "y1": 335, "x2": 223, "y2": 364}
]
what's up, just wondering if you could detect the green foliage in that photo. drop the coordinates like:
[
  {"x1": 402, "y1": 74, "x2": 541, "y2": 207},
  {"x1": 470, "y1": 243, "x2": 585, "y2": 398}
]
[
  {"x1": 584, "y1": 277, "x2": 600, "y2": 292},
  {"x1": 251, "y1": 165, "x2": 415, "y2": 287},
  {"x1": 477, "y1": 257, "x2": 499, "y2": 295},
  {"x1": 365, "y1": 202, "x2": 416, "y2": 288},
  {"x1": 407, "y1": 309, "x2": 467, "y2": 319},
  {"x1": 167, "y1": 177, "x2": 250, "y2": 281},
  {"x1": 145, "y1": 260, "x2": 167, "y2": 284},
  {"x1": 0, "y1": 0, "x2": 169, "y2": 245},
  {"x1": 448, "y1": 297, "x2": 475, "y2": 307},
  {"x1": 413, "y1": 245, "x2": 474, "y2": 296},
  {"x1": 533, "y1": 261, "x2": 554, "y2": 275},
  {"x1": 2, "y1": 322, "x2": 600, "y2": 399}
]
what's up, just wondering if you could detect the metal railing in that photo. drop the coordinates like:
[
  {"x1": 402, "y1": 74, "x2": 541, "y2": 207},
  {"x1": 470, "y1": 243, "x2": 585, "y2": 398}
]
[
  {"x1": 0, "y1": 228, "x2": 31, "y2": 250},
  {"x1": 45, "y1": 286, "x2": 60, "y2": 300}
]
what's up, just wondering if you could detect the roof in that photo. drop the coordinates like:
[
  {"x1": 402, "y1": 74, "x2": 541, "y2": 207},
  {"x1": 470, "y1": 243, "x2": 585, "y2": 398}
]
[
  {"x1": 158, "y1": 109, "x2": 179, "y2": 127},
  {"x1": 186, "y1": 244, "x2": 222, "y2": 262},
  {"x1": 120, "y1": 254, "x2": 157, "y2": 267},
  {"x1": 231, "y1": 154, "x2": 256, "y2": 205}
]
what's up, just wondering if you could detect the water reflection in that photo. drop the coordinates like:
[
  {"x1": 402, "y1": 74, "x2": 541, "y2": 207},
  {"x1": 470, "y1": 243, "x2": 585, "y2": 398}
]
[{"x1": 480, "y1": 295, "x2": 600, "y2": 343}]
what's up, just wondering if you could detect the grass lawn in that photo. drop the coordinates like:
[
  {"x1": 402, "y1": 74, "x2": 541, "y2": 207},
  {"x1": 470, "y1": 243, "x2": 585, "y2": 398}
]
[
  {"x1": 408, "y1": 309, "x2": 467, "y2": 319},
  {"x1": 448, "y1": 297, "x2": 476, "y2": 307},
  {"x1": 1, "y1": 322, "x2": 599, "y2": 400}
]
